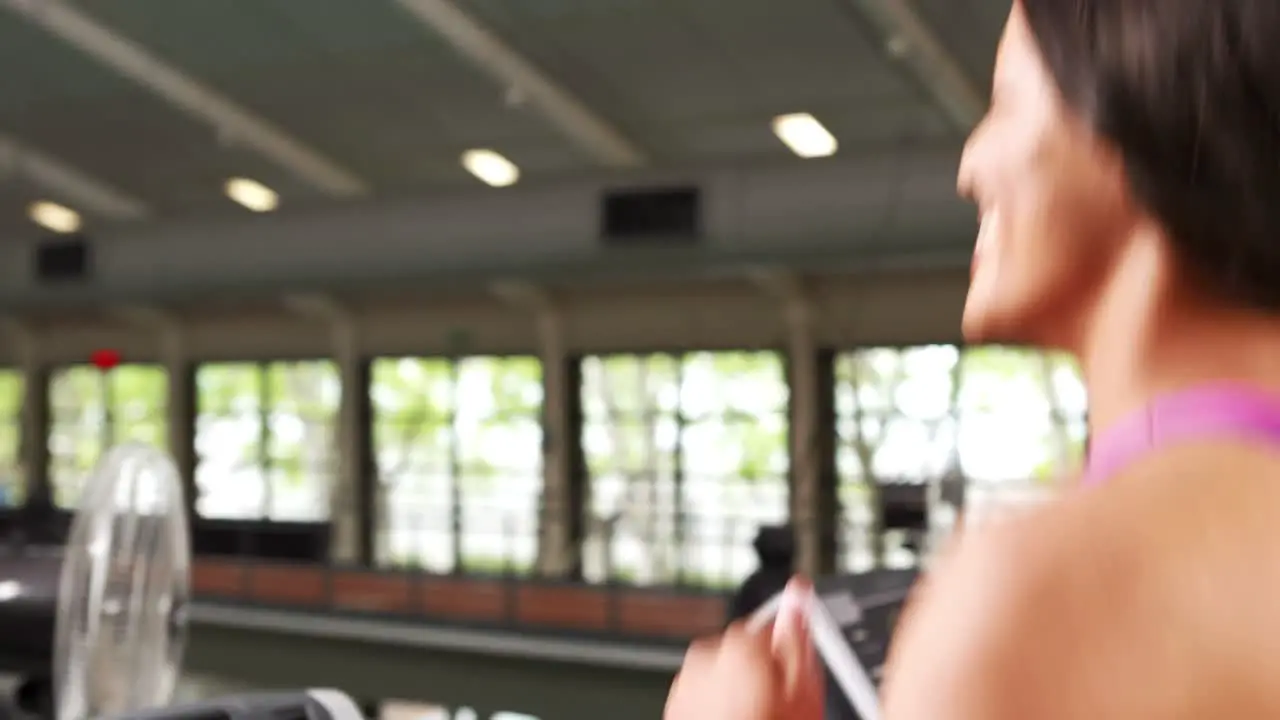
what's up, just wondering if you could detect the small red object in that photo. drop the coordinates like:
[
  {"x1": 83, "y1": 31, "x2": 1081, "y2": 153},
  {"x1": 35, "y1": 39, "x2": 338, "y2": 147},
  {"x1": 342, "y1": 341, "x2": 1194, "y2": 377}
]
[{"x1": 90, "y1": 348, "x2": 121, "y2": 371}]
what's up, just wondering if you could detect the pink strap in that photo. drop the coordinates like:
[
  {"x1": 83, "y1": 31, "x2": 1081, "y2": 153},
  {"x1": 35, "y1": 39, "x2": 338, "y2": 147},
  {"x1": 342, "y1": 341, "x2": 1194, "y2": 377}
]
[{"x1": 1083, "y1": 384, "x2": 1280, "y2": 486}]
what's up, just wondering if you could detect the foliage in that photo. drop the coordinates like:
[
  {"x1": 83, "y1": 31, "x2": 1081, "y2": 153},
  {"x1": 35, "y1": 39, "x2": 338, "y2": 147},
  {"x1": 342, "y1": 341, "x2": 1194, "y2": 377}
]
[
  {"x1": 49, "y1": 364, "x2": 167, "y2": 507},
  {"x1": 371, "y1": 356, "x2": 543, "y2": 574},
  {"x1": 0, "y1": 370, "x2": 23, "y2": 504},
  {"x1": 835, "y1": 345, "x2": 1086, "y2": 571},
  {"x1": 580, "y1": 351, "x2": 790, "y2": 587},
  {"x1": 0, "y1": 344, "x2": 1087, "y2": 588},
  {"x1": 195, "y1": 361, "x2": 340, "y2": 520}
]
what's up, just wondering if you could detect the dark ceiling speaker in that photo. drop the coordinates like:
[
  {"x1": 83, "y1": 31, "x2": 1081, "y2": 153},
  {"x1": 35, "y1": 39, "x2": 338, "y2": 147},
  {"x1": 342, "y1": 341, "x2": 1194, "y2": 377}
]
[
  {"x1": 33, "y1": 235, "x2": 92, "y2": 283},
  {"x1": 600, "y1": 186, "x2": 701, "y2": 245},
  {"x1": 0, "y1": 444, "x2": 190, "y2": 720}
]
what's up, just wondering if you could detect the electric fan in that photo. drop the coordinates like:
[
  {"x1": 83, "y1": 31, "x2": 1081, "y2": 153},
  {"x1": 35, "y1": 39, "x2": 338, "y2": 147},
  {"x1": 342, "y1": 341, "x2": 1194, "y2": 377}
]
[{"x1": 0, "y1": 443, "x2": 190, "y2": 720}]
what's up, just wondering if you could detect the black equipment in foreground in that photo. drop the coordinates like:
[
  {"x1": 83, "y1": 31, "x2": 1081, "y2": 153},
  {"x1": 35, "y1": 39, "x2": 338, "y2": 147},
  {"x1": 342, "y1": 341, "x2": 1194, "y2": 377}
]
[
  {"x1": 751, "y1": 569, "x2": 919, "y2": 720},
  {"x1": 104, "y1": 690, "x2": 364, "y2": 720}
]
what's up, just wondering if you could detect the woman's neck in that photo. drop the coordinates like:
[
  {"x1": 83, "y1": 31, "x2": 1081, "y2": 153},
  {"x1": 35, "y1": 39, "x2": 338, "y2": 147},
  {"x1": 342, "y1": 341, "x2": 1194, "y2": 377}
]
[{"x1": 1075, "y1": 239, "x2": 1280, "y2": 436}]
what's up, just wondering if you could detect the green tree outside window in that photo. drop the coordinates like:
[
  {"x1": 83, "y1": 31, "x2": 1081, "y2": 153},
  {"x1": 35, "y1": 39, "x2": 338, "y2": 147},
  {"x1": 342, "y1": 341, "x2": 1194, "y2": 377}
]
[{"x1": 48, "y1": 364, "x2": 167, "y2": 508}]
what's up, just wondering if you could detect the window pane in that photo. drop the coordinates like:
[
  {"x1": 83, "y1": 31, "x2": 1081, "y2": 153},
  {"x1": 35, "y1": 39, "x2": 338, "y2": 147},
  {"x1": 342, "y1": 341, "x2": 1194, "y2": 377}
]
[
  {"x1": 680, "y1": 352, "x2": 788, "y2": 587},
  {"x1": 265, "y1": 361, "x2": 338, "y2": 521},
  {"x1": 582, "y1": 351, "x2": 789, "y2": 588},
  {"x1": 455, "y1": 356, "x2": 542, "y2": 574},
  {"x1": 374, "y1": 357, "x2": 458, "y2": 571},
  {"x1": 956, "y1": 347, "x2": 1086, "y2": 523},
  {"x1": 835, "y1": 345, "x2": 1089, "y2": 571},
  {"x1": 0, "y1": 371, "x2": 23, "y2": 506},
  {"x1": 372, "y1": 356, "x2": 542, "y2": 575},
  {"x1": 196, "y1": 363, "x2": 265, "y2": 519},
  {"x1": 49, "y1": 366, "x2": 104, "y2": 507},
  {"x1": 112, "y1": 365, "x2": 168, "y2": 449},
  {"x1": 835, "y1": 345, "x2": 959, "y2": 572},
  {"x1": 46, "y1": 364, "x2": 162, "y2": 508},
  {"x1": 196, "y1": 361, "x2": 338, "y2": 521},
  {"x1": 582, "y1": 354, "x2": 680, "y2": 586}
]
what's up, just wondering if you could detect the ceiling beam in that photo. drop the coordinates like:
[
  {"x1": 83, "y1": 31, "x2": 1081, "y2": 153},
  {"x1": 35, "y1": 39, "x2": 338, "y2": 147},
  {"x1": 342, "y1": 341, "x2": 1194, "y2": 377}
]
[
  {"x1": 0, "y1": 315, "x2": 37, "y2": 364},
  {"x1": 109, "y1": 304, "x2": 176, "y2": 328},
  {"x1": 282, "y1": 292, "x2": 348, "y2": 320},
  {"x1": 845, "y1": 0, "x2": 985, "y2": 130},
  {"x1": 745, "y1": 268, "x2": 805, "y2": 300},
  {"x1": 2, "y1": 0, "x2": 369, "y2": 197},
  {"x1": 489, "y1": 280, "x2": 553, "y2": 310},
  {"x1": 394, "y1": 0, "x2": 647, "y2": 168},
  {"x1": 0, "y1": 131, "x2": 149, "y2": 220}
]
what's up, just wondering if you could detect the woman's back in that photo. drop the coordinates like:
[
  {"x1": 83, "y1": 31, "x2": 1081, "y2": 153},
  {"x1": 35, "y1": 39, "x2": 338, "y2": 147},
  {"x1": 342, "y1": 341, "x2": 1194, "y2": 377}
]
[
  {"x1": 1103, "y1": 442, "x2": 1280, "y2": 716},
  {"x1": 883, "y1": 440, "x2": 1280, "y2": 718}
]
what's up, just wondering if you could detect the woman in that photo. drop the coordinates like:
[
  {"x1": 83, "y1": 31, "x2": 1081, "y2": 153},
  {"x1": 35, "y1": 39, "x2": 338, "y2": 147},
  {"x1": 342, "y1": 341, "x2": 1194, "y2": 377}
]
[{"x1": 665, "y1": 1, "x2": 1280, "y2": 717}]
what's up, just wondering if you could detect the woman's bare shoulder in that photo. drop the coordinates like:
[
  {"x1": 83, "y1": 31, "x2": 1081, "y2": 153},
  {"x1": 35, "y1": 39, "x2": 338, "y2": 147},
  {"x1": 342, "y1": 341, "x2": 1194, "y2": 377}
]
[
  {"x1": 882, "y1": 455, "x2": 1275, "y2": 720},
  {"x1": 1125, "y1": 440, "x2": 1280, "y2": 493},
  {"x1": 882, "y1": 501, "x2": 1147, "y2": 719},
  {"x1": 1107, "y1": 440, "x2": 1280, "y2": 558},
  {"x1": 933, "y1": 443, "x2": 1280, "y2": 715}
]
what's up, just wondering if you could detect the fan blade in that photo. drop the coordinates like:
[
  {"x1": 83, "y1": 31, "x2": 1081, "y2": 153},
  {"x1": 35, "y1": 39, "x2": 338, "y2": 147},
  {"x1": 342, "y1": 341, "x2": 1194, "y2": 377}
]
[{"x1": 53, "y1": 444, "x2": 191, "y2": 720}]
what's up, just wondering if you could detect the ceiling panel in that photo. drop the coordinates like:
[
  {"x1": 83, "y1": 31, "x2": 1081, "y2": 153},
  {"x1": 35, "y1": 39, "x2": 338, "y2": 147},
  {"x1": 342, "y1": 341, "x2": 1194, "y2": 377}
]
[
  {"x1": 3, "y1": 88, "x2": 323, "y2": 221},
  {"x1": 0, "y1": 182, "x2": 42, "y2": 242},
  {"x1": 0, "y1": 13, "x2": 135, "y2": 109},
  {"x1": 459, "y1": 0, "x2": 951, "y2": 161},
  {"x1": 73, "y1": 0, "x2": 591, "y2": 189},
  {"x1": 0, "y1": 12, "x2": 325, "y2": 219},
  {"x1": 911, "y1": 0, "x2": 1007, "y2": 95},
  {"x1": 0, "y1": 178, "x2": 142, "y2": 244},
  {"x1": 0, "y1": 0, "x2": 974, "y2": 232}
]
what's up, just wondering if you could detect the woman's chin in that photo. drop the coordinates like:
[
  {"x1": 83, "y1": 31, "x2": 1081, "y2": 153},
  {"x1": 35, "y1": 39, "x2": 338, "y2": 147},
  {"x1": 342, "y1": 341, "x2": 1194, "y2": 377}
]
[
  {"x1": 961, "y1": 306, "x2": 996, "y2": 343},
  {"x1": 966, "y1": 301, "x2": 1064, "y2": 350},
  {"x1": 961, "y1": 297, "x2": 1026, "y2": 345}
]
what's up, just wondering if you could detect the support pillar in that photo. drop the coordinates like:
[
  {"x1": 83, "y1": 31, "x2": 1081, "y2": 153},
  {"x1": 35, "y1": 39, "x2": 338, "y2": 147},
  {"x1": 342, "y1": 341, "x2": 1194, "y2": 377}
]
[
  {"x1": 564, "y1": 356, "x2": 587, "y2": 578},
  {"x1": 534, "y1": 308, "x2": 577, "y2": 577},
  {"x1": 813, "y1": 349, "x2": 838, "y2": 574},
  {"x1": 330, "y1": 318, "x2": 371, "y2": 565},
  {"x1": 161, "y1": 327, "x2": 197, "y2": 518},
  {"x1": 786, "y1": 294, "x2": 837, "y2": 576},
  {"x1": 9, "y1": 323, "x2": 51, "y2": 509},
  {"x1": 20, "y1": 361, "x2": 50, "y2": 509}
]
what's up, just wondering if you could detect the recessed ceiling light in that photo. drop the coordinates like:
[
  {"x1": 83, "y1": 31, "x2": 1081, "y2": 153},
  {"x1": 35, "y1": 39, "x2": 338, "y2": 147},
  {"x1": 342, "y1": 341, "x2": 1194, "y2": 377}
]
[
  {"x1": 461, "y1": 149, "x2": 519, "y2": 187},
  {"x1": 772, "y1": 113, "x2": 838, "y2": 158},
  {"x1": 28, "y1": 201, "x2": 81, "y2": 234},
  {"x1": 224, "y1": 177, "x2": 279, "y2": 212}
]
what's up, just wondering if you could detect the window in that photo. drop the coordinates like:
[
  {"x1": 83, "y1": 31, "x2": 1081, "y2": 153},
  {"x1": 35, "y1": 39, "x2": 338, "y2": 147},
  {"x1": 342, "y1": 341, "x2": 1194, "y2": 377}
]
[
  {"x1": 0, "y1": 370, "x2": 23, "y2": 505},
  {"x1": 581, "y1": 351, "x2": 789, "y2": 587},
  {"x1": 835, "y1": 345, "x2": 959, "y2": 571},
  {"x1": 48, "y1": 364, "x2": 166, "y2": 508},
  {"x1": 372, "y1": 356, "x2": 542, "y2": 573},
  {"x1": 834, "y1": 345, "x2": 1086, "y2": 571},
  {"x1": 195, "y1": 361, "x2": 339, "y2": 520},
  {"x1": 955, "y1": 346, "x2": 1086, "y2": 520}
]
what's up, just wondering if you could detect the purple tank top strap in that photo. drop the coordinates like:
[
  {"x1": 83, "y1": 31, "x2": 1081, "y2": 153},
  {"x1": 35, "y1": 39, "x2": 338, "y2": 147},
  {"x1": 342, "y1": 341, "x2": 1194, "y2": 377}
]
[{"x1": 1082, "y1": 384, "x2": 1280, "y2": 486}]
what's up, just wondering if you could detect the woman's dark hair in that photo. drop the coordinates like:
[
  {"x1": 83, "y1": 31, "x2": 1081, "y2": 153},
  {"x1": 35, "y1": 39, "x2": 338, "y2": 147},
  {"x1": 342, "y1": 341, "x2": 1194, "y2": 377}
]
[{"x1": 1020, "y1": 0, "x2": 1280, "y2": 309}]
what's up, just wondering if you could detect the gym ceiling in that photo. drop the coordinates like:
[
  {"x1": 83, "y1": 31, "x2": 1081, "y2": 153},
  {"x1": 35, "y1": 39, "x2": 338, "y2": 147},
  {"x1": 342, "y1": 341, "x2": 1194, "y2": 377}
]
[{"x1": 0, "y1": 0, "x2": 1003, "y2": 242}]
